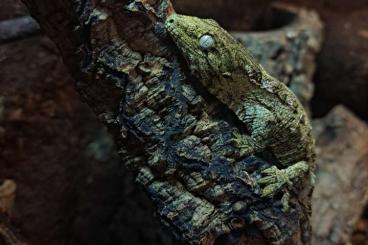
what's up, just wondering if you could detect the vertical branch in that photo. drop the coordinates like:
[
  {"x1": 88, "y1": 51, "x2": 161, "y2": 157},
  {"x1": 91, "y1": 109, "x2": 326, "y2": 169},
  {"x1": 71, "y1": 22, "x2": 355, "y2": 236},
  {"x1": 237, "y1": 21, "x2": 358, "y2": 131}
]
[{"x1": 21, "y1": 0, "x2": 310, "y2": 244}]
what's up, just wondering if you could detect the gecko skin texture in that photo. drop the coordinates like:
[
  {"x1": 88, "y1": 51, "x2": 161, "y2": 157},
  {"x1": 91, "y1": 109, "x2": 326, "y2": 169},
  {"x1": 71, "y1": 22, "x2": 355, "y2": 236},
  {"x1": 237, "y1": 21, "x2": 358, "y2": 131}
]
[{"x1": 166, "y1": 13, "x2": 316, "y2": 243}]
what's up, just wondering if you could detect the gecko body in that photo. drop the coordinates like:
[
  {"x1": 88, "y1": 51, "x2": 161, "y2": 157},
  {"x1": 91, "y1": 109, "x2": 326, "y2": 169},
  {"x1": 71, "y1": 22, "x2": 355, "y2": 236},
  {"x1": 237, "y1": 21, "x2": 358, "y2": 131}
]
[{"x1": 165, "y1": 14, "x2": 316, "y2": 244}]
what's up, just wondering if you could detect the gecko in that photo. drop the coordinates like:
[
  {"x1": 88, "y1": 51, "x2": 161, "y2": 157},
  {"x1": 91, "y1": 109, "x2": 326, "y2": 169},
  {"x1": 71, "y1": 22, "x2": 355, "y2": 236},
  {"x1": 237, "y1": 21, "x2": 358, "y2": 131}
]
[{"x1": 165, "y1": 13, "x2": 316, "y2": 242}]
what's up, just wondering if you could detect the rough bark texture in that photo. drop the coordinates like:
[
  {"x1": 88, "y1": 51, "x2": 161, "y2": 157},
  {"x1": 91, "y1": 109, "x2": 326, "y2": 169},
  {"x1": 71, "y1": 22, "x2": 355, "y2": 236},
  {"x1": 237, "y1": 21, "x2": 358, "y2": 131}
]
[
  {"x1": 19, "y1": 0, "x2": 312, "y2": 244},
  {"x1": 312, "y1": 105, "x2": 368, "y2": 245},
  {"x1": 0, "y1": 30, "x2": 168, "y2": 245},
  {"x1": 0, "y1": 1, "x2": 170, "y2": 244}
]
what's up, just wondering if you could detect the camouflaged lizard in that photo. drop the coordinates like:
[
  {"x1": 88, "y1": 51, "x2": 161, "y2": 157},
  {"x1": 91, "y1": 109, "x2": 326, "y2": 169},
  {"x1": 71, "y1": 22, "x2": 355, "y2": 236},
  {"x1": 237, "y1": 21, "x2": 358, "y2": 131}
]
[{"x1": 165, "y1": 13, "x2": 316, "y2": 236}]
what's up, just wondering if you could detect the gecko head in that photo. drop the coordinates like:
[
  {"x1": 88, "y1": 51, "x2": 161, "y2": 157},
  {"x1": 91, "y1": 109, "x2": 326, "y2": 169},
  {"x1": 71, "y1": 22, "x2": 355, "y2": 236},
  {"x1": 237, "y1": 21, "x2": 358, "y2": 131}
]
[{"x1": 165, "y1": 14, "x2": 239, "y2": 81}]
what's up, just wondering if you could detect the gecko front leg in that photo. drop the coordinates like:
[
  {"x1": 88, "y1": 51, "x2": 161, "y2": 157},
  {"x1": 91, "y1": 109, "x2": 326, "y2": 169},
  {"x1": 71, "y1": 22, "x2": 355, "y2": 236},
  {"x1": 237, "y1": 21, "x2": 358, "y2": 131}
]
[
  {"x1": 231, "y1": 104, "x2": 309, "y2": 210},
  {"x1": 232, "y1": 104, "x2": 275, "y2": 157}
]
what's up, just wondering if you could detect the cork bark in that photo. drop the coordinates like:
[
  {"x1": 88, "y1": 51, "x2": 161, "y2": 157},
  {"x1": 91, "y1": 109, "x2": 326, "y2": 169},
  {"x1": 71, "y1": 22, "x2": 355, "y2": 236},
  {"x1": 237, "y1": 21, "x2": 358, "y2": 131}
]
[{"x1": 20, "y1": 0, "x2": 311, "y2": 244}]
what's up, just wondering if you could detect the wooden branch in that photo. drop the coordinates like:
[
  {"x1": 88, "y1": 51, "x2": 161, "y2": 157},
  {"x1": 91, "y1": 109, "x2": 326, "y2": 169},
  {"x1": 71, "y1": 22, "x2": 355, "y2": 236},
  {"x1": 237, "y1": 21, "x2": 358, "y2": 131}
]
[{"x1": 20, "y1": 0, "x2": 311, "y2": 244}]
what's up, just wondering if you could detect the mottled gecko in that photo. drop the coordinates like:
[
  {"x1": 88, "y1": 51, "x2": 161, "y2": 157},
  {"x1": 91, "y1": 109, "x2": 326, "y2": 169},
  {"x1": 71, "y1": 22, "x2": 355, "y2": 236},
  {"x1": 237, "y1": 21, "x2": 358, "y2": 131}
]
[{"x1": 165, "y1": 13, "x2": 316, "y2": 242}]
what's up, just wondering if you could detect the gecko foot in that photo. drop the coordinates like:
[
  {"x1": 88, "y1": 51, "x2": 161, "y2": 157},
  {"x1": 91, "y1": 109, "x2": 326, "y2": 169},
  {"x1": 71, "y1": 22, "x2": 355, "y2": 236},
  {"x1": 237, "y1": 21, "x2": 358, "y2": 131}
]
[
  {"x1": 258, "y1": 162, "x2": 310, "y2": 211},
  {"x1": 258, "y1": 166, "x2": 292, "y2": 198}
]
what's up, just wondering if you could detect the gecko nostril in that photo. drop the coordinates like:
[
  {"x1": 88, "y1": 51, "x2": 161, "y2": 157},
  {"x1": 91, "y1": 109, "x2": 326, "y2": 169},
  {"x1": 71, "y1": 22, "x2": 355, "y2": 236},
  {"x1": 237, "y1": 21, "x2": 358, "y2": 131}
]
[{"x1": 168, "y1": 18, "x2": 174, "y2": 24}]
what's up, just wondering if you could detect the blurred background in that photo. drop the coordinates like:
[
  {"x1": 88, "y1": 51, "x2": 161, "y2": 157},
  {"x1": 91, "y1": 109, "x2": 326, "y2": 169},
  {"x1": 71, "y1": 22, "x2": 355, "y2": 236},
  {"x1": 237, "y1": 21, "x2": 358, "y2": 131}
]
[{"x1": 0, "y1": 0, "x2": 367, "y2": 244}]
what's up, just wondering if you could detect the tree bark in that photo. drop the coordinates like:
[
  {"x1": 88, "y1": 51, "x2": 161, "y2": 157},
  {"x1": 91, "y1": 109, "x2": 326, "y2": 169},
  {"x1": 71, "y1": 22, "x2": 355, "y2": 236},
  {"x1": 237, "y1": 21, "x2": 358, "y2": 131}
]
[{"x1": 20, "y1": 0, "x2": 311, "y2": 244}]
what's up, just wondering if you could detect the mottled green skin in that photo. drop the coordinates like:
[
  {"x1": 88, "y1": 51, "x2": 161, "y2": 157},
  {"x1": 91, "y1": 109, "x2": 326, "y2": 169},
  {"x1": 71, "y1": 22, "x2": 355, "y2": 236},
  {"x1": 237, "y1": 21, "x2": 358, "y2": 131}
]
[{"x1": 165, "y1": 13, "x2": 316, "y2": 241}]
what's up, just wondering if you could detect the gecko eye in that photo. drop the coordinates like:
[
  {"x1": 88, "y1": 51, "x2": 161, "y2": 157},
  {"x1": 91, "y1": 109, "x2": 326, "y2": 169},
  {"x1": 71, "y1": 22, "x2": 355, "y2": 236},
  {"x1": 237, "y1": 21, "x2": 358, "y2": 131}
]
[{"x1": 199, "y1": 34, "x2": 215, "y2": 50}]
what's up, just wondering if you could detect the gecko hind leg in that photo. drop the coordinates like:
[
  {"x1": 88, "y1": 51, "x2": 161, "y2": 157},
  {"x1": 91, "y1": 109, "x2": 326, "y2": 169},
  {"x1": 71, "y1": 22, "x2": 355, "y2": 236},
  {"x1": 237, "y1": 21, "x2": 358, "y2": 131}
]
[
  {"x1": 258, "y1": 166, "x2": 292, "y2": 197},
  {"x1": 231, "y1": 104, "x2": 275, "y2": 158},
  {"x1": 258, "y1": 161, "x2": 309, "y2": 210}
]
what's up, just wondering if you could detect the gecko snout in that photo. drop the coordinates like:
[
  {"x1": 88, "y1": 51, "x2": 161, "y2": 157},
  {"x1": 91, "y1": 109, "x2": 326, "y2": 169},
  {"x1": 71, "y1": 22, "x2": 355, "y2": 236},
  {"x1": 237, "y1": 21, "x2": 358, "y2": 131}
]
[
  {"x1": 165, "y1": 14, "x2": 177, "y2": 28},
  {"x1": 167, "y1": 16, "x2": 175, "y2": 24}
]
